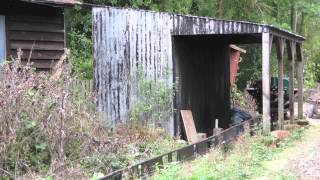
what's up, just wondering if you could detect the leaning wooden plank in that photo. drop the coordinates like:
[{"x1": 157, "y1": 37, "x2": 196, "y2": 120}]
[{"x1": 180, "y1": 110, "x2": 198, "y2": 143}]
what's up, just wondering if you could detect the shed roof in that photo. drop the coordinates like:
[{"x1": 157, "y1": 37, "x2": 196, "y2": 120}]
[
  {"x1": 93, "y1": 6, "x2": 305, "y2": 43},
  {"x1": 20, "y1": 0, "x2": 82, "y2": 6}
]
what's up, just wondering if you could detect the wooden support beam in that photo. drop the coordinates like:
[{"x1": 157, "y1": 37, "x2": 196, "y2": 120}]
[
  {"x1": 262, "y1": 32, "x2": 272, "y2": 134},
  {"x1": 287, "y1": 40, "x2": 296, "y2": 124},
  {"x1": 296, "y1": 43, "x2": 304, "y2": 119},
  {"x1": 276, "y1": 37, "x2": 285, "y2": 130}
]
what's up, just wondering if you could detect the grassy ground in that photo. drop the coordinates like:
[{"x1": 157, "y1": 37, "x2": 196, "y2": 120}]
[
  {"x1": 259, "y1": 119, "x2": 320, "y2": 179},
  {"x1": 151, "y1": 121, "x2": 316, "y2": 180}
]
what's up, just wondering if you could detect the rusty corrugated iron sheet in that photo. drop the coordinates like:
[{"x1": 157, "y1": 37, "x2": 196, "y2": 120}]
[{"x1": 20, "y1": 0, "x2": 82, "y2": 6}]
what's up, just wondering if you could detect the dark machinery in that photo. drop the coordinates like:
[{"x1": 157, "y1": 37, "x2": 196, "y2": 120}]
[{"x1": 247, "y1": 77, "x2": 298, "y2": 120}]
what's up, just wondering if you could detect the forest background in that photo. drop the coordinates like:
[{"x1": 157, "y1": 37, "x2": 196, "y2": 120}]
[{"x1": 66, "y1": 0, "x2": 320, "y2": 90}]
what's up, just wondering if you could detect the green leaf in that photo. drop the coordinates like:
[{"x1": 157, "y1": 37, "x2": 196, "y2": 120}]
[
  {"x1": 35, "y1": 143, "x2": 47, "y2": 151},
  {"x1": 26, "y1": 120, "x2": 36, "y2": 129},
  {"x1": 90, "y1": 172, "x2": 105, "y2": 180}
]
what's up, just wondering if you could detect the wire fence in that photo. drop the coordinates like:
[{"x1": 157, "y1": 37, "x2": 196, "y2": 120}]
[{"x1": 101, "y1": 116, "x2": 262, "y2": 180}]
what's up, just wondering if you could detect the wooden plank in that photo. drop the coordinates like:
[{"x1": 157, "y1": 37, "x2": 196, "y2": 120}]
[
  {"x1": 10, "y1": 50, "x2": 64, "y2": 60},
  {"x1": 229, "y1": 44, "x2": 246, "y2": 53},
  {"x1": 141, "y1": 156, "x2": 163, "y2": 175},
  {"x1": 8, "y1": 15, "x2": 63, "y2": 25},
  {"x1": 8, "y1": 21, "x2": 64, "y2": 33},
  {"x1": 296, "y1": 43, "x2": 304, "y2": 119},
  {"x1": 262, "y1": 32, "x2": 271, "y2": 134},
  {"x1": 177, "y1": 145, "x2": 195, "y2": 161},
  {"x1": 197, "y1": 133, "x2": 207, "y2": 141},
  {"x1": 8, "y1": 31, "x2": 64, "y2": 42},
  {"x1": 287, "y1": 41, "x2": 296, "y2": 123},
  {"x1": 276, "y1": 37, "x2": 285, "y2": 129},
  {"x1": 21, "y1": 59, "x2": 57, "y2": 69},
  {"x1": 195, "y1": 141, "x2": 208, "y2": 155},
  {"x1": 180, "y1": 110, "x2": 198, "y2": 143},
  {"x1": 10, "y1": 40, "x2": 64, "y2": 51}
]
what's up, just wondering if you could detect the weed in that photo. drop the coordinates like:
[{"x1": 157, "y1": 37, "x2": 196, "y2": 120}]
[{"x1": 129, "y1": 67, "x2": 173, "y2": 127}]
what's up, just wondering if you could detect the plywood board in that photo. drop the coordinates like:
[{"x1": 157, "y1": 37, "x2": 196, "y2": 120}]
[{"x1": 181, "y1": 110, "x2": 198, "y2": 143}]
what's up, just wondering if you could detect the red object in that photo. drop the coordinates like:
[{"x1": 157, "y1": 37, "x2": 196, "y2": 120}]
[{"x1": 229, "y1": 45, "x2": 246, "y2": 88}]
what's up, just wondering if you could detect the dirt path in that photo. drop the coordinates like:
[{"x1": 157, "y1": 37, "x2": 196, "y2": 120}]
[{"x1": 258, "y1": 119, "x2": 320, "y2": 179}]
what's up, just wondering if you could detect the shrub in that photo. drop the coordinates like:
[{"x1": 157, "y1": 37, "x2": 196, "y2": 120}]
[{"x1": 129, "y1": 67, "x2": 173, "y2": 127}]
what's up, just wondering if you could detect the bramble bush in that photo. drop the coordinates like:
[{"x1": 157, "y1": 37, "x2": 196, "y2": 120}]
[{"x1": 0, "y1": 50, "x2": 182, "y2": 179}]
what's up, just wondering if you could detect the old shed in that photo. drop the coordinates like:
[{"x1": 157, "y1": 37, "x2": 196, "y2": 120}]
[
  {"x1": 93, "y1": 7, "x2": 305, "y2": 136},
  {"x1": 0, "y1": 0, "x2": 81, "y2": 69}
]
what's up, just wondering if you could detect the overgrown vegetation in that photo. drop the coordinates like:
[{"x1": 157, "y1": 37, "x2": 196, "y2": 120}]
[
  {"x1": 152, "y1": 126, "x2": 306, "y2": 180},
  {"x1": 129, "y1": 68, "x2": 173, "y2": 127},
  {"x1": 0, "y1": 50, "x2": 183, "y2": 179}
]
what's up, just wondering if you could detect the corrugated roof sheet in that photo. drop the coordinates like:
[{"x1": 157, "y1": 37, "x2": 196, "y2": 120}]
[
  {"x1": 20, "y1": 0, "x2": 82, "y2": 6},
  {"x1": 93, "y1": 6, "x2": 305, "y2": 42}
]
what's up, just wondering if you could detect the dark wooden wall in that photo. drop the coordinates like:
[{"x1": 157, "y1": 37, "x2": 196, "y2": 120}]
[
  {"x1": 173, "y1": 36, "x2": 230, "y2": 136},
  {"x1": 1, "y1": 0, "x2": 65, "y2": 69}
]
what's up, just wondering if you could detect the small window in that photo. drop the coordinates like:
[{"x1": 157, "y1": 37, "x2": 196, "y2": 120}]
[{"x1": 0, "y1": 15, "x2": 5, "y2": 63}]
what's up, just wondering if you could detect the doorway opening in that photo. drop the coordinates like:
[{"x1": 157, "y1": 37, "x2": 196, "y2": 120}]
[{"x1": 173, "y1": 35, "x2": 231, "y2": 137}]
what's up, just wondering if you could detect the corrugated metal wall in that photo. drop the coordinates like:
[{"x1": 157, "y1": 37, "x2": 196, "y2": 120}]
[{"x1": 93, "y1": 7, "x2": 174, "y2": 132}]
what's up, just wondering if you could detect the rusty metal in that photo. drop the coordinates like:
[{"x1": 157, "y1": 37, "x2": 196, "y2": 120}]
[{"x1": 100, "y1": 116, "x2": 261, "y2": 180}]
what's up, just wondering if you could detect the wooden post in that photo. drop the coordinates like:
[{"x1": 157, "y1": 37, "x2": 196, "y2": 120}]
[
  {"x1": 276, "y1": 38, "x2": 285, "y2": 130},
  {"x1": 262, "y1": 32, "x2": 272, "y2": 134},
  {"x1": 287, "y1": 41, "x2": 296, "y2": 124},
  {"x1": 296, "y1": 43, "x2": 304, "y2": 119}
]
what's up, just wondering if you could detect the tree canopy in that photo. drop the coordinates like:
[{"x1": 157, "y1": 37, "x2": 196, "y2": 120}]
[{"x1": 67, "y1": 0, "x2": 320, "y2": 88}]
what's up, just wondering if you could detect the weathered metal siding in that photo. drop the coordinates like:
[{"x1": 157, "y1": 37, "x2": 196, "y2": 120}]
[
  {"x1": 93, "y1": 7, "x2": 174, "y2": 130},
  {"x1": 172, "y1": 15, "x2": 263, "y2": 35}
]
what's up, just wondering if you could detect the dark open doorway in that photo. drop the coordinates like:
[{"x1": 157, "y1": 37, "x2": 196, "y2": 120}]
[{"x1": 173, "y1": 35, "x2": 231, "y2": 137}]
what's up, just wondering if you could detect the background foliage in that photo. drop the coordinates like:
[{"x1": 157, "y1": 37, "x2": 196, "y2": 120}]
[{"x1": 67, "y1": 0, "x2": 320, "y2": 87}]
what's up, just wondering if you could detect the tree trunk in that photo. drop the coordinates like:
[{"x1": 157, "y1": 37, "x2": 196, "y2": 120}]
[
  {"x1": 190, "y1": 0, "x2": 199, "y2": 15},
  {"x1": 218, "y1": 0, "x2": 224, "y2": 18},
  {"x1": 299, "y1": 12, "x2": 305, "y2": 35},
  {"x1": 291, "y1": 4, "x2": 297, "y2": 32}
]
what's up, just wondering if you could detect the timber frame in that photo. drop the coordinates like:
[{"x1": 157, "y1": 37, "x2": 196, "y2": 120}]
[{"x1": 262, "y1": 29, "x2": 304, "y2": 133}]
